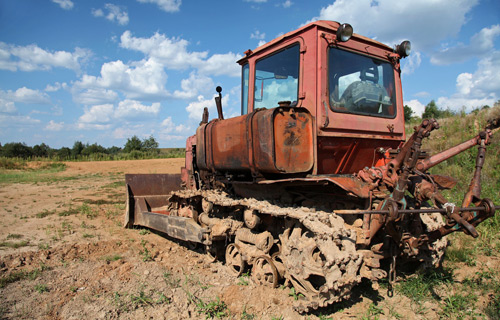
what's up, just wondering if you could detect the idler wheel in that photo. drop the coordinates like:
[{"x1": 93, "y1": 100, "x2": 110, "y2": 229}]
[
  {"x1": 225, "y1": 243, "x2": 246, "y2": 276},
  {"x1": 251, "y1": 256, "x2": 278, "y2": 288}
]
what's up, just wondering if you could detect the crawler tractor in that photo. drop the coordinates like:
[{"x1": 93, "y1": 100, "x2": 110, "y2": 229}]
[{"x1": 125, "y1": 21, "x2": 500, "y2": 312}]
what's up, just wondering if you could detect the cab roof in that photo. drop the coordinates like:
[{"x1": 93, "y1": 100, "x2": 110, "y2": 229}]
[{"x1": 237, "y1": 20, "x2": 394, "y2": 65}]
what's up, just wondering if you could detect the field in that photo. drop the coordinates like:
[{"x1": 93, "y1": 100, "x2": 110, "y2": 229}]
[{"x1": 0, "y1": 152, "x2": 499, "y2": 319}]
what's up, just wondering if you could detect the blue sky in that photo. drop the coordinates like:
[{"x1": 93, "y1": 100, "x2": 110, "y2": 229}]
[{"x1": 1, "y1": 0, "x2": 499, "y2": 148}]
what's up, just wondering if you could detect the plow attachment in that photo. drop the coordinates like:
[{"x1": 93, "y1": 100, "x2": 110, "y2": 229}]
[{"x1": 124, "y1": 174, "x2": 206, "y2": 243}]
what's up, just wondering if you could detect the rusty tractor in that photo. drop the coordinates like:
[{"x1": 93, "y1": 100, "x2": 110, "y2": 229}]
[{"x1": 125, "y1": 21, "x2": 500, "y2": 312}]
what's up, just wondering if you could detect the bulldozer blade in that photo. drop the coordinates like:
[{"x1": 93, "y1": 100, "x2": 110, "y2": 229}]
[{"x1": 124, "y1": 173, "x2": 182, "y2": 228}]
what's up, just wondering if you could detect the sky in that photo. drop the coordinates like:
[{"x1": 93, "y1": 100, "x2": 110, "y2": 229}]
[{"x1": 1, "y1": 0, "x2": 499, "y2": 148}]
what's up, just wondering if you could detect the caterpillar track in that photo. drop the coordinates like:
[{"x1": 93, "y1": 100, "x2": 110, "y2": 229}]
[{"x1": 169, "y1": 189, "x2": 363, "y2": 312}]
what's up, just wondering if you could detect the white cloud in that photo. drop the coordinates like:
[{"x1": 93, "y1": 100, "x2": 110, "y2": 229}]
[
  {"x1": 251, "y1": 30, "x2": 266, "y2": 40},
  {"x1": 120, "y1": 31, "x2": 208, "y2": 70},
  {"x1": 173, "y1": 72, "x2": 214, "y2": 99},
  {"x1": 0, "y1": 114, "x2": 40, "y2": 125},
  {"x1": 402, "y1": 51, "x2": 421, "y2": 75},
  {"x1": 197, "y1": 53, "x2": 241, "y2": 77},
  {"x1": 45, "y1": 120, "x2": 64, "y2": 131},
  {"x1": 185, "y1": 94, "x2": 229, "y2": 120},
  {"x1": 0, "y1": 42, "x2": 91, "y2": 73},
  {"x1": 186, "y1": 95, "x2": 214, "y2": 120},
  {"x1": 310, "y1": 0, "x2": 478, "y2": 53},
  {"x1": 115, "y1": 99, "x2": 160, "y2": 119},
  {"x1": 161, "y1": 116, "x2": 175, "y2": 132},
  {"x1": 0, "y1": 98, "x2": 17, "y2": 113},
  {"x1": 436, "y1": 51, "x2": 500, "y2": 111},
  {"x1": 430, "y1": 24, "x2": 500, "y2": 65},
  {"x1": 77, "y1": 100, "x2": 161, "y2": 130},
  {"x1": 0, "y1": 87, "x2": 50, "y2": 104},
  {"x1": 282, "y1": 0, "x2": 292, "y2": 8},
  {"x1": 51, "y1": 0, "x2": 74, "y2": 10},
  {"x1": 137, "y1": 0, "x2": 181, "y2": 13},
  {"x1": 72, "y1": 88, "x2": 119, "y2": 105},
  {"x1": 73, "y1": 58, "x2": 168, "y2": 101},
  {"x1": 92, "y1": 4, "x2": 129, "y2": 26},
  {"x1": 45, "y1": 82, "x2": 67, "y2": 92},
  {"x1": 78, "y1": 104, "x2": 114, "y2": 124},
  {"x1": 120, "y1": 31, "x2": 242, "y2": 77},
  {"x1": 404, "y1": 99, "x2": 426, "y2": 117}
]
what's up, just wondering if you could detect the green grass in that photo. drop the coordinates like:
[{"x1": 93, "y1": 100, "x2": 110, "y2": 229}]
[
  {"x1": 6, "y1": 233, "x2": 23, "y2": 239},
  {"x1": 103, "y1": 254, "x2": 122, "y2": 262},
  {"x1": 0, "y1": 162, "x2": 68, "y2": 184},
  {"x1": 34, "y1": 283, "x2": 49, "y2": 293},
  {"x1": 237, "y1": 271, "x2": 250, "y2": 286},
  {"x1": 0, "y1": 265, "x2": 50, "y2": 288},
  {"x1": 36, "y1": 209, "x2": 56, "y2": 218},
  {"x1": 440, "y1": 293, "x2": 478, "y2": 319},
  {"x1": 195, "y1": 297, "x2": 228, "y2": 319},
  {"x1": 0, "y1": 240, "x2": 29, "y2": 248},
  {"x1": 397, "y1": 268, "x2": 453, "y2": 304},
  {"x1": 139, "y1": 240, "x2": 153, "y2": 262},
  {"x1": 445, "y1": 246, "x2": 476, "y2": 266}
]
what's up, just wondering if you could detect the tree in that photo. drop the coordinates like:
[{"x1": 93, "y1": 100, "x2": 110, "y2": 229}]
[
  {"x1": 106, "y1": 146, "x2": 122, "y2": 154},
  {"x1": 422, "y1": 100, "x2": 455, "y2": 119},
  {"x1": 124, "y1": 135, "x2": 143, "y2": 153},
  {"x1": 142, "y1": 135, "x2": 159, "y2": 153},
  {"x1": 1, "y1": 142, "x2": 33, "y2": 158},
  {"x1": 403, "y1": 105, "x2": 414, "y2": 123},
  {"x1": 71, "y1": 141, "x2": 84, "y2": 158},
  {"x1": 422, "y1": 100, "x2": 439, "y2": 119},
  {"x1": 81, "y1": 143, "x2": 107, "y2": 156},
  {"x1": 32, "y1": 143, "x2": 50, "y2": 157},
  {"x1": 57, "y1": 147, "x2": 71, "y2": 160}
]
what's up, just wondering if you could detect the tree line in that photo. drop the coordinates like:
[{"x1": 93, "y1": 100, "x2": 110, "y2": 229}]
[
  {"x1": 404, "y1": 100, "x2": 493, "y2": 123},
  {"x1": 0, "y1": 135, "x2": 169, "y2": 160}
]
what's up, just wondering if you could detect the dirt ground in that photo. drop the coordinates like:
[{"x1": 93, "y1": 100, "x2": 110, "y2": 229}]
[{"x1": 0, "y1": 159, "x2": 496, "y2": 319}]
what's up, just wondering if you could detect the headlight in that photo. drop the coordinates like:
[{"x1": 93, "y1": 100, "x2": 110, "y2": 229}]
[
  {"x1": 396, "y1": 40, "x2": 411, "y2": 58},
  {"x1": 336, "y1": 23, "x2": 353, "y2": 42}
]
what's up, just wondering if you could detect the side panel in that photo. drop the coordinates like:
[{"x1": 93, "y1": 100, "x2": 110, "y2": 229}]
[
  {"x1": 273, "y1": 108, "x2": 314, "y2": 172},
  {"x1": 317, "y1": 137, "x2": 400, "y2": 174},
  {"x1": 211, "y1": 115, "x2": 251, "y2": 171},
  {"x1": 197, "y1": 107, "x2": 314, "y2": 175}
]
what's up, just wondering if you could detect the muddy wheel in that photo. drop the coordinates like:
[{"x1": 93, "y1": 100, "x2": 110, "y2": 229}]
[
  {"x1": 279, "y1": 218, "x2": 362, "y2": 312},
  {"x1": 225, "y1": 243, "x2": 246, "y2": 276},
  {"x1": 251, "y1": 256, "x2": 278, "y2": 288},
  {"x1": 205, "y1": 241, "x2": 225, "y2": 262}
]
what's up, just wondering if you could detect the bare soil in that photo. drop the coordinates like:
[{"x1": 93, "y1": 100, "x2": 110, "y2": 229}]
[{"x1": 0, "y1": 159, "x2": 496, "y2": 319}]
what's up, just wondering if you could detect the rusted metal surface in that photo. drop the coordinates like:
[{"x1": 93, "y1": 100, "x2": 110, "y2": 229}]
[
  {"x1": 416, "y1": 130, "x2": 492, "y2": 172},
  {"x1": 257, "y1": 175, "x2": 371, "y2": 198},
  {"x1": 195, "y1": 107, "x2": 313, "y2": 175},
  {"x1": 141, "y1": 212, "x2": 205, "y2": 243},
  {"x1": 125, "y1": 173, "x2": 181, "y2": 228}
]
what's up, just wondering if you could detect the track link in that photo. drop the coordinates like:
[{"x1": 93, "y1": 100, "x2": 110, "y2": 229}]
[{"x1": 170, "y1": 189, "x2": 363, "y2": 312}]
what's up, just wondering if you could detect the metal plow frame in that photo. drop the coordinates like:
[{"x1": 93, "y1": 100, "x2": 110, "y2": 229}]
[{"x1": 124, "y1": 173, "x2": 206, "y2": 243}]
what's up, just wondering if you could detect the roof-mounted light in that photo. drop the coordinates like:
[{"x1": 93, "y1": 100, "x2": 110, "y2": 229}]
[
  {"x1": 336, "y1": 23, "x2": 353, "y2": 42},
  {"x1": 395, "y1": 40, "x2": 411, "y2": 58}
]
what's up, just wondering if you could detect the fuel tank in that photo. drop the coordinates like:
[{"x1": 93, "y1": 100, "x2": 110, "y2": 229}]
[{"x1": 196, "y1": 107, "x2": 313, "y2": 175}]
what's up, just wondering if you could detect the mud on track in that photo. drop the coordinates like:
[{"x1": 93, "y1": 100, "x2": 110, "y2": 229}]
[{"x1": 1, "y1": 159, "x2": 496, "y2": 319}]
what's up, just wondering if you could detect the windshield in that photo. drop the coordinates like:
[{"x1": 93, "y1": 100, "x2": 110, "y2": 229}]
[
  {"x1": 254, "y1": 44, "x2": 299, "y2": 109},
  {"x1": 329, "y1": 47, "x2": 396, "y2": 118}
]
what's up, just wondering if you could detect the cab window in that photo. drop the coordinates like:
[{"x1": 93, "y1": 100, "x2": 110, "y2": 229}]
[
  {"x1": 254, "y1": 44, "x2": 300, "y2": 109},
  {"x1": 329, "y1": 47, "x2": 396, "y2": 118},
  {"x1": 241, "y1": 63, "x2": 249, "y2": 114}
]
